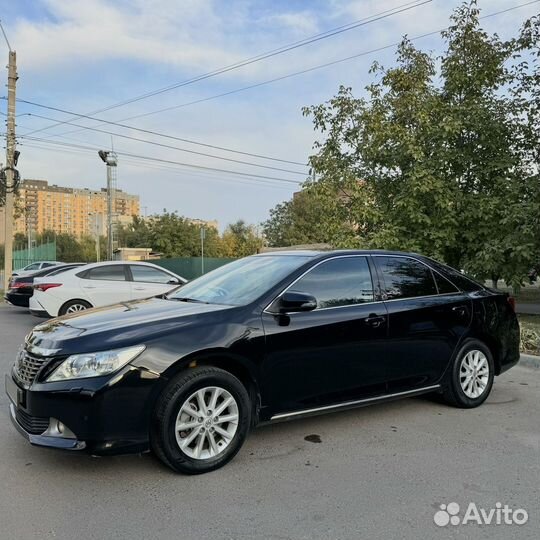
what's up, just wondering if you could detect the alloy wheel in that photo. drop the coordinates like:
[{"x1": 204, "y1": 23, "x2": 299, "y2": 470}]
[
  {"x1": 66, "y1": 304, "x2": 88, "y2": 313},
  {"x1": 459, "y1": 350, "x2": 490, "y2": 399},
  {"x1": 175, "y1": 386, "x2": 239, "y2": 460}
]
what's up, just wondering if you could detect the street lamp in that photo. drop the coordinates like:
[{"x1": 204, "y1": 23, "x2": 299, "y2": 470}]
[{"x1": 98, "y1": 150, "x2": 118, "y2": 260}]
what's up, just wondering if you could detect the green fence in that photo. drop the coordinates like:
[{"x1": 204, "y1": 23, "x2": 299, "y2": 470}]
[
  {"x1": 12, "y1": 241, "x2": 57, "y2": 270},
  {"x1": 153, "y1": 257, "x2": 236, "y2": 280}
]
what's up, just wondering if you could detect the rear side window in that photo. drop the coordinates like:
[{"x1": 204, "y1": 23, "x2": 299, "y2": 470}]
[
  {"x1": 430, "y1": 262, "x2": 483, "y2": 292},
  {"x1": 377, "y1": 256, "x2": 437, "y2": 300},
  {"x1": 130, "y1": 265, "x2": 174, "y2": 284},
  {"x1": 83, "y1": 265, "x2": 126, "y2": 281},
  {"x1": 433, "y1": 272, "x2": 459, "y2": 294},
  {"x1": 289, "y1": 256, "x2": 374, "y2": 308}
]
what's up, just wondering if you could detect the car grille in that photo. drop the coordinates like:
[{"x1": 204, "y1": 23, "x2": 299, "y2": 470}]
[
  {"x1": 14, "y1": 349, "x2": 51, "y2": 388},
  {"x1": 15, "y1": 408, "x2": 49, "y2": 435}
]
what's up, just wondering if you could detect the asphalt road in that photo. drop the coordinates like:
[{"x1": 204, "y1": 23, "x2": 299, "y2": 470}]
[{"x1": 0, "y1": 304, "x2": 538, "y2": 540}]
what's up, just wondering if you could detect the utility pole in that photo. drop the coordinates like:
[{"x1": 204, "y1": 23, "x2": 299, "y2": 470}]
[
  {"x1": 98, "y1": 150, "x2": 118, "y2": 260},
  {"x1": 200, "y1": 225, "x2": 205, "y2": 275},
  {"x1": 88, "y1": 212, "x2": 101, "y2": 262},
  {"x1": 2, "y1": 22, "x2": 17, "y2": 290}
]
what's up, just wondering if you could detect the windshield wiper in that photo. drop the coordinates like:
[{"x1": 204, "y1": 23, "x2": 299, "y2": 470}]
[{"x1": 169, "y1": 296, "x2": 208, "y2": 304}]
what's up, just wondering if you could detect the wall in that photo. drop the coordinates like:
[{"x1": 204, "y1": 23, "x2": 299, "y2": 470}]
[{"x1": 153, "y1": 257, "x2": 236, "y2": 280}]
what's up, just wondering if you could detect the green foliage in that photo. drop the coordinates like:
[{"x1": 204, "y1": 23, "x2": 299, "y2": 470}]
[
  {"x1": 221, "y1": 220, "x2": 263, "y2": 257},
  {"x1": 117, "y1": 212, "x2": 262, "y2": 258},
  {"x1": 265, "y1": 2, "x2": 539, "y2": 287}
]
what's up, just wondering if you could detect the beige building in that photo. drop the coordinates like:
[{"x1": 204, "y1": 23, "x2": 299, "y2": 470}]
[{"x1": 10, "y1": 179, "x2": 140, "y2": 238}]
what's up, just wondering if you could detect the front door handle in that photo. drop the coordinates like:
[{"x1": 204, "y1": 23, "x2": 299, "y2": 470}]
[
  {"x1": 452, "y1": 305, "x2": 467, "y2": 316},
  {"x1": 134, "y1": 287, "x2": 147, "y2": 291},
  {"x1": 365, "y1": 314, "x2": 386, "y2": 328}
]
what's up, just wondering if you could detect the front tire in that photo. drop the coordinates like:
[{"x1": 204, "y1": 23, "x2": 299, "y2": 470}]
[
  {"x1": 152, "y1": 366, "x2": 251, "y2": 474},
  {"x1": 59, "y1": 299, "x2": 92, "y2": 315},
  {"x1": 442, "y1": 339, "x2": 494, "y2": 408}
]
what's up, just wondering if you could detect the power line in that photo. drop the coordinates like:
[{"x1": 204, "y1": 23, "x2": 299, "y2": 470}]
[
  {"x1": 21, "y1": 141, "x2": 295, "y2": 191},
  {"x1": 12, "y1": 104, "x2": 307, "y2": 167},
  {"x1": 18, "y1": 135, "x2": 303, "y2": 185},
  {"x1": 16, "y1": 0, "x2": 537, "y2": 151},
  {"x1": 21, "y1": 0, "x2": 430, "y2": 137},
  {"x1": 19, "y1": 110, "x2": 307, "y2": 176}
]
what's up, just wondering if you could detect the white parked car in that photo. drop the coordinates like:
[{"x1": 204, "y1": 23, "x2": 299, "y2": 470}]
[
  {"x1": 11, "y1": 261, "x2": 64, "y2": 278},
  {"x1": 29, "y1": 261, "x2": 187, "y2": 317}
]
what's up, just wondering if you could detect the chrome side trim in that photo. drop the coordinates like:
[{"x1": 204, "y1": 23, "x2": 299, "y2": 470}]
[{"x1": 270, "y1": 384, "x2": 441, "y2": 421}]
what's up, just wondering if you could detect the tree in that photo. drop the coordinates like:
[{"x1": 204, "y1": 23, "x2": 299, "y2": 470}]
[
  {"x1": 266, "y1": 1, "x2": 539, "y2": 287},
  {"x1": 221, "y1": 220, "x2": 263, "y2": 257},
  {"x1": 263, "y1": 187, "x2": 338, "y2": 247}
]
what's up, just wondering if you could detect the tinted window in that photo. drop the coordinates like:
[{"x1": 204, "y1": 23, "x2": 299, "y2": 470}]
[
  {"x1": 431, "y1": 263, "x2": 483, "y2": 292},
  {"x1": 25, "y1": 263, "x2": 40, "y2": 270},
  {"x1": 433, "y1": 271, "x2": 459, "y2": 294},
  {"x1": 131, "y1": 265, "x2": 174, "y2": 284},
  {"x1": 84, "y1": 265, "x2": 126, "y2": 281},
  {"x1": 377, "y1": 257, "x2": 437, "y2": 300},
  {"x1": 41, "y1": 263, "x2": 56, "y2": 268},
  {"x1": 289, "y1": 257, "x2": 374, "y2": 308}
]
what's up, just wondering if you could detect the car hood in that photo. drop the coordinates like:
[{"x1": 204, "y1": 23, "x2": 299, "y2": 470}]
[{"x1": 26, "y1": 297, "x2": 236, "y2": 353}]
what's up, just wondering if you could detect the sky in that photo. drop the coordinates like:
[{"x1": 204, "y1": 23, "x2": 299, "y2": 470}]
[{"x1": 0, "y1": 0, "x2": 538, "y2": 230}]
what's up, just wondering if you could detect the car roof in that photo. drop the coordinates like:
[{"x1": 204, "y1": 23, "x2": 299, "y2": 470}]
[
  {"x1": 254, "y1": 249, "x2": 426, "y2": 260},
  {"x1": 79, "y1": 260, "x2": 169, "y2": 268}
]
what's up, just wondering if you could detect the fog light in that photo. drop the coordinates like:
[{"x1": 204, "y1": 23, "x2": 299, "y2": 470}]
[{"x1": 43, "y1": 418, "x2": 76, "y2": 438}]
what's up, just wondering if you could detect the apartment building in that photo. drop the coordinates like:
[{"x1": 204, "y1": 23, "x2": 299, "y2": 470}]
[{"x1": 12, "y1": 179, "x2": 140, "y2": 237}]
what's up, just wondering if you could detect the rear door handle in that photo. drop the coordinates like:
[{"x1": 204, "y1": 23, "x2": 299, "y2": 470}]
[
  {"x1": 134, "y1": 287, "x2": 147, "y2": 291},
  {"x1": 82, "y1": 285, "x2": 96, "y2": 289},
  {"x1": 365, "y1": 315, "x2": 386, "y2": 328},
  {"x1": 452, "y1": 305, "x2": 467, "y2": 316}
]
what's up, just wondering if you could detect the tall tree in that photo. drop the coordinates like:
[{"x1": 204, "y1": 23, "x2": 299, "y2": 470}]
[{"x1": 266, "y1": 1, "x2": 538, "y2": 287}]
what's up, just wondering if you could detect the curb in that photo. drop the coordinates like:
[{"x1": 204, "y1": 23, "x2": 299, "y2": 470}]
[{"x1": 519, "y1": 354, "x2": 540, "y2": 370}]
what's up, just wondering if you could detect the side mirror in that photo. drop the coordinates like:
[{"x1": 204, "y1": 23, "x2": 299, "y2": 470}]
[
  {"x1": 168, "y1": 278, "x2": 181, "y2": 285},
  {"x1": 279, "y1": 291, "x2": 317, "y2": 313}
]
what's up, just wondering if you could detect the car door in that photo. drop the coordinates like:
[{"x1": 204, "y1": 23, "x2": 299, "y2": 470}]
[
  {"x1": 79, "y1": 264, "x2": 132, "y2": 307},
  {"x1": 128, "y1": 265, "x2": 181, "y2": 299},
  {"x1": 261, "y1": 255, "x2": 389, "y2": 415},
  {"x1": 373, "y1": 255, "x2": 472, "y2": 393}
]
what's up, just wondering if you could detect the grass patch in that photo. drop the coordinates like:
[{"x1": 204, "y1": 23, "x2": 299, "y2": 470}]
[{"x1": 518, "y1": 314, "x2": 540, "y2": 355}]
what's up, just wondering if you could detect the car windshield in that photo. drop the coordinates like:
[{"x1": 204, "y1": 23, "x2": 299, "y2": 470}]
[{"x1": 167, "y1": 255, "x2": 311, "y2": 306}]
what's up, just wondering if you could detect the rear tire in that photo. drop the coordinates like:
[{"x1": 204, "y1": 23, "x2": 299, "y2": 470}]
[
  {"x1": 442, "y1": 339, "x2": 494, "y2": 408},
  {"x1": 59, "y1": 299, "x2": 92, "y2": 316},
  {"x1": 151, "y1": 366, "x2": 251, "y2": 474}
]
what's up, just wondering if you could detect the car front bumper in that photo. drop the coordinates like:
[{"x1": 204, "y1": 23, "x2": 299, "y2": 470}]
[{"x1": 5, "y1": 364, "x2": 164, "y2": 455}]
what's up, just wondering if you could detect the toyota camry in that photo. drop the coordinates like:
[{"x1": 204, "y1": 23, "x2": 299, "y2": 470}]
[{"x1": 5, "y1": 250, "x2": 520, "y2": 474}]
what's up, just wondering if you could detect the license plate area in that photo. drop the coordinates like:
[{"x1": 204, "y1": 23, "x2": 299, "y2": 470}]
[{"x1": 5, "y1": 375, "x2": 26, "y2": 408}]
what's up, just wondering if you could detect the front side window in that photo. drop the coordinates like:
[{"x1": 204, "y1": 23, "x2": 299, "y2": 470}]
[
  {"x1": 289, "y1": 257, "x2": 374, "y2": 309},
  {"x1": 131, "y1": 265, "x2": 174, "y2": 284},
  {"x1": 25, "y1": 263, "x2": 40, "y2": 271},
  {"x1": 84, "y1": 265, "x2": 126, "y2": 281},
  {"x1": 377, "y1": 256, "x2": 437, "y2": 300}
]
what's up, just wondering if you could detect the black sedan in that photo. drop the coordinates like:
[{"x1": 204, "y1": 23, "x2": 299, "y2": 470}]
[
  {"x1": 4, "y1": 263, "x2": 85, "y2": 308},
  {"x1": 5, "y1": 250, "x2": 520, "y2": 474}
]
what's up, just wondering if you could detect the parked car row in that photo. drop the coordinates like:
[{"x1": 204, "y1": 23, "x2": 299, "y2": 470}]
[{"x1": 5, "y1": 261, "x2": 187, "y2": 316}]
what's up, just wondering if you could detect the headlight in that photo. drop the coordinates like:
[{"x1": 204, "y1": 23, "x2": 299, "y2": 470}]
[{"x1": 46, "y1": 345, "x2": 145, "y2": 382}]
